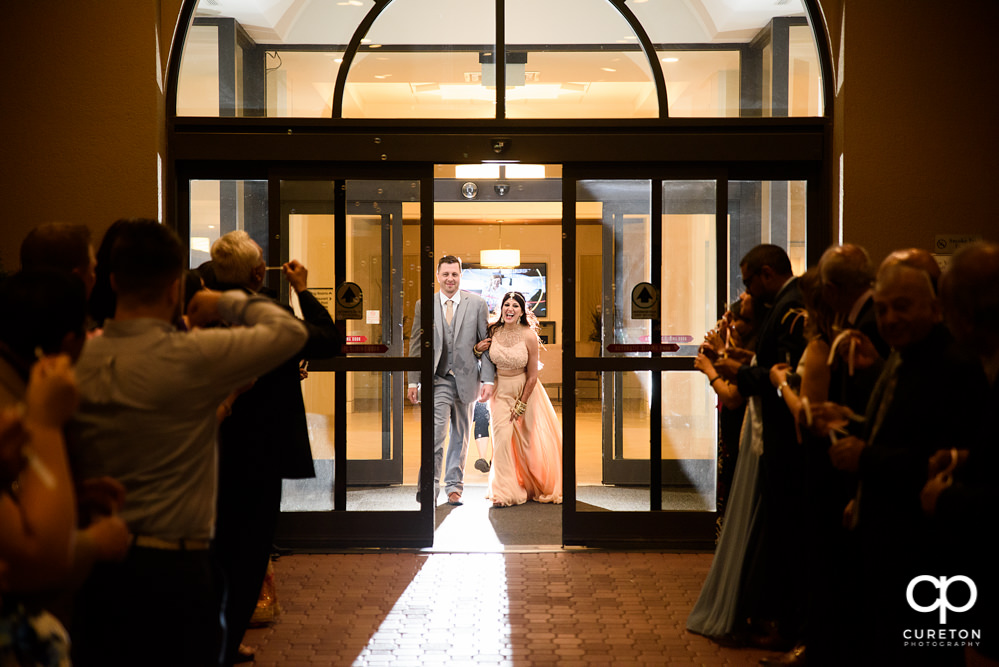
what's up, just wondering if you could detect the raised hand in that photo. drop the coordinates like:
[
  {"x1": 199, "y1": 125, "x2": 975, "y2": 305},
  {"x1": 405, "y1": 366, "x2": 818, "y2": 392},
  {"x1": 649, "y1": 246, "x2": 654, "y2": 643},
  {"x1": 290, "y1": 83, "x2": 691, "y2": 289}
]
[{"x1": 282, "y1": 259, "x2": 309, "y2": 293}]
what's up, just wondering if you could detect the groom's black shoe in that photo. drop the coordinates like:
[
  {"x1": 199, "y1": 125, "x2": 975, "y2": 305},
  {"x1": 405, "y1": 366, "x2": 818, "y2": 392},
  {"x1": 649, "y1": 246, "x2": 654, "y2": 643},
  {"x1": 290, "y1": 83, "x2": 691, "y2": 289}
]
[{"x1": 447, "y1": 492, "x2": 463, "y2": 506}]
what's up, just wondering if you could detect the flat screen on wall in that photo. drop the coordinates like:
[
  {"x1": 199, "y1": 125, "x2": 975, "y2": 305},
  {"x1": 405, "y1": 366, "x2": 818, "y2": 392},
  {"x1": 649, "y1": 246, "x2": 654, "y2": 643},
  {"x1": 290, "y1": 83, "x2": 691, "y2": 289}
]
[{"x1": 461, "y1": 263, "x2": 547, "y2": 318}]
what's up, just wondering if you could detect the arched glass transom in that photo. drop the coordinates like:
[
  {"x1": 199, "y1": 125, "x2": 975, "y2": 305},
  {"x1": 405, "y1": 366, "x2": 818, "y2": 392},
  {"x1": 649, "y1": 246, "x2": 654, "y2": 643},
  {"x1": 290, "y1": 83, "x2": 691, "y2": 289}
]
[{"x1": 175, "y1": 0, "x2": 825, "y2": 120}]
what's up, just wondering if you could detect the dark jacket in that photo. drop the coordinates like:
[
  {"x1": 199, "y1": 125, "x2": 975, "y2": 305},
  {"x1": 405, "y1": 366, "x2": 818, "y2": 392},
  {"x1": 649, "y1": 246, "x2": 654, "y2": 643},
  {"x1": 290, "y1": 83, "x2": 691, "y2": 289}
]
[{"x1": 217, "y1": 285, "x2": 343, "y2": 480}]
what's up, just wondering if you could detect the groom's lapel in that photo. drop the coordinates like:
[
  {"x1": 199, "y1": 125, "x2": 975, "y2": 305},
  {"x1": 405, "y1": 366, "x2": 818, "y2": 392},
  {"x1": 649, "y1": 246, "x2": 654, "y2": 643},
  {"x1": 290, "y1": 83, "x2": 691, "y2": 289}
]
[
  {"x1": 452, "y1": 291, "x2": 470, "y2": 340},
  {"x1": 433, "y1": 292, "x2": 444, "y2": 340}
]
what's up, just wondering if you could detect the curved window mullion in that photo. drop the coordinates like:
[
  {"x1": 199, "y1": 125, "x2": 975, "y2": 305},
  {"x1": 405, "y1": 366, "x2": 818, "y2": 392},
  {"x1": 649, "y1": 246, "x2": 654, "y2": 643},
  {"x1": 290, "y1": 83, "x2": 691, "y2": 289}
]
[
  {"x1": 496, "y1": 0, "x2": 506, "y2": 120},
  {"x1": 332, "y1": 0, "x2": 394, "y2": 119},
  {"x1": 611, "y1": 0, "x2": 668, "y2": 119}
]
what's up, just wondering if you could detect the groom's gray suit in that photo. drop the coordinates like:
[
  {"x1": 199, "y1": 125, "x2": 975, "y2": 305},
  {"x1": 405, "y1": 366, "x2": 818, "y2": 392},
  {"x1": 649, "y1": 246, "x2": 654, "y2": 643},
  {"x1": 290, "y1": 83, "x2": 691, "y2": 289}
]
[{"x1": 409, "y1": 290, "x2": 495, "y2": 498}]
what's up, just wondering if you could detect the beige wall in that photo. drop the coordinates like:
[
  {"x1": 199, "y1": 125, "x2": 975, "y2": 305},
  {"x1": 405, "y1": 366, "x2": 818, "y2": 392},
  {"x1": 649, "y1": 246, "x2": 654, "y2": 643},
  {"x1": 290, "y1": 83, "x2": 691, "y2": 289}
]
[
  {"x1": 0, "y1": 1, "x2": 185, "y2": 273},
  {"x1": 2, "y1": 1, "x2": 997, "y2": 272},
  {"x1": 824, "y1": 0, "x2": 999, "y2": 263}
]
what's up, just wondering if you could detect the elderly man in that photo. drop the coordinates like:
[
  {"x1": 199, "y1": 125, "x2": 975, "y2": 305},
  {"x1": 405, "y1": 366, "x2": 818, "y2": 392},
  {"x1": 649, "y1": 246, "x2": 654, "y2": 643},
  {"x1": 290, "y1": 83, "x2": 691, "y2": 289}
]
[
  {"x1": 69, "y1": 220, "x2": 308, "y2": 667},
  {"x1": 209, "y1": 229, "x2": 341, "y2": 666},
  {"x1": 924, "y1": 242, "x2": 999, "y2": 664},
  {"x1": 828, "y1": 260, "x2": 987, "y2": 663}
]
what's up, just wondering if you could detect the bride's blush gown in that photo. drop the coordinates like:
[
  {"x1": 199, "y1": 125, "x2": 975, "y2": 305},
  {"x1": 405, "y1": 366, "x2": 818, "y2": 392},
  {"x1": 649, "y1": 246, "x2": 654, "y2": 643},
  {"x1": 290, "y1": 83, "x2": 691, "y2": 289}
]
[{"x1": 487, "y1": 325, "x2": 563, "y2": 507}]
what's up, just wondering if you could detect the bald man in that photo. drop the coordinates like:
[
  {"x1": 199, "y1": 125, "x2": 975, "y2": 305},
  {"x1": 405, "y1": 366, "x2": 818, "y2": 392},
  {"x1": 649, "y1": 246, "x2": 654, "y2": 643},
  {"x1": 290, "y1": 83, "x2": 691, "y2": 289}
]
[{"x1": 828, "y1": 261, "x2": 987, "y2": 662}]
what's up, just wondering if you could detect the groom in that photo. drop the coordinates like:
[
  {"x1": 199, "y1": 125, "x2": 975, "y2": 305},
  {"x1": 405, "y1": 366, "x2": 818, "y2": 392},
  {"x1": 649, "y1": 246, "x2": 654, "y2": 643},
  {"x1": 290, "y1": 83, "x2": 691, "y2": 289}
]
[{"x1": 408, "y1": 255, "x2": 495, "y2": 505}]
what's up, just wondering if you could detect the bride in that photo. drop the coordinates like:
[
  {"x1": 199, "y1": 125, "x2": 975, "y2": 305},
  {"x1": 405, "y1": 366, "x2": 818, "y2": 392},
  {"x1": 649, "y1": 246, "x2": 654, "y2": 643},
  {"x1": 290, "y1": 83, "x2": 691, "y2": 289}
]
[{"x1": 474, "y1": 291, "x2": 562, "y2": 507}]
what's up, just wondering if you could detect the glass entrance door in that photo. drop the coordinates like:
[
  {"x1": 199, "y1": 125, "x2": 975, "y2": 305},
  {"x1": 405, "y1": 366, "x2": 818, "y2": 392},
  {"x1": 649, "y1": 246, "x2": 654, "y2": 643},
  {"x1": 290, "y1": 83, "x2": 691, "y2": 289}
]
[
  {"x1": 564, "y1": 170, "x2": 722, "y2": 548},
  {"x1": 181, "y1": 166, "x2": 435, "y2": 548},
  {"x1": 563, "y1": 168, "x2": 813, "y2": 548},
  {"x1": 181, "y1": 163, "x2": 813, "y2": 550},
  {"x1": 277, "y1": 171, "x2": 432, "y2": 547}
]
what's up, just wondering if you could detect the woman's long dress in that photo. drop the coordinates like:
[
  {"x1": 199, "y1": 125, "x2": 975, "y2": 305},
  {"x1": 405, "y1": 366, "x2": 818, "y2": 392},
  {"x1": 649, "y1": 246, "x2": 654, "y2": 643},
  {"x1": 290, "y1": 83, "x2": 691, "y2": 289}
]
[
  {"x1": 487, "y1": 325, "x2": 563, "y2": 507},
  {"x1": 686, "y1": 386, "x2": 764, "y2": 639}
]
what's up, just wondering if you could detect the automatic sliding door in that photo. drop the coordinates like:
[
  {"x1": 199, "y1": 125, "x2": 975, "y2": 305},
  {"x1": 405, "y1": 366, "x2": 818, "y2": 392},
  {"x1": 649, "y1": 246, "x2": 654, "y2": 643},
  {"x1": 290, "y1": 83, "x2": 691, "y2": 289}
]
[
  {"x1": 272, "y1": 171, "x2": 433, "y2": 548},
  {"x1": 565, "y1": 173, "x2": 720, "y2": 548}
]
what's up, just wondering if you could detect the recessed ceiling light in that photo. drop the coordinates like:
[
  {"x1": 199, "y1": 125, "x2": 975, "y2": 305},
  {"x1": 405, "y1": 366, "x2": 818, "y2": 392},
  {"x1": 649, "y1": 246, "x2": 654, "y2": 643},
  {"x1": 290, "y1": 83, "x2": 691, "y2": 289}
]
[
  {"x1": 601, "y1": 67, "x2": 616, "y2": 72},
  {"x1": 374, "y1": 74, "x2": 391, "y2": 79},
  {"x1": 662, "y1": 57, "x2": 679, "y2": 63}
]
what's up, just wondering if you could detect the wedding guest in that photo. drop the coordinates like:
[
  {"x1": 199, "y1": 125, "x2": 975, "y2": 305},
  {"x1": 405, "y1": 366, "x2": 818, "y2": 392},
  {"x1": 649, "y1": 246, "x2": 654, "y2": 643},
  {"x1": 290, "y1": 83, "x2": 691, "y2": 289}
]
[
  {"x1": 19, "y1": 222, "x2": 97, "y2": 298},
  {"x1": 828, "y1": 260, "x2": 987, "y2": 663},
  {"x1": 712, "y1": 244, "x2": 807, "y2": 650},
  {"x1": 209, "y1": 230, "x2": 341, "y2": 666},
  {"x1": 69, "y1": 220, "x2": 307, "y2": 667},
  {"x1": 687, "y1": 292, "x2": 766, "y2": 645},
  {"x1": 923, "y1": 241, "x2": 999, "y2": 664}
]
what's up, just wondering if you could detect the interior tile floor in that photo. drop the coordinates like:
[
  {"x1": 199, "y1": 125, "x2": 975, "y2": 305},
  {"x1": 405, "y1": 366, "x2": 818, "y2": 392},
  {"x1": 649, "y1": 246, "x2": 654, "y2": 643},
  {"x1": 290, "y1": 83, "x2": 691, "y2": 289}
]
[{"x1": 244, "y1": 549, "x2": 775, "y2": 666}]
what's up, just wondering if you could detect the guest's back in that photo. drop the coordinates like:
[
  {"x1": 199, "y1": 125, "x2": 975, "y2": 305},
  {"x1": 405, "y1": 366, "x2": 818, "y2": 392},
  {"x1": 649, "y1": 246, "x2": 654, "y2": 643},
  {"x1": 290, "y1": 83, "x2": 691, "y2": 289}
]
[{"x1": 68, "y1": 219, "x2": 307, "y2": 667}]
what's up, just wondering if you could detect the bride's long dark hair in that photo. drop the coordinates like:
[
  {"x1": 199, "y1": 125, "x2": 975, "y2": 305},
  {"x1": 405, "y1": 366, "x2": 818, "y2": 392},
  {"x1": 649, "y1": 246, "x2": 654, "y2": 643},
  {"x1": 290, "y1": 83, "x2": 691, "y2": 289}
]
[{"x1": 487, "y1": 291, "x2": 539, "y2": 338}]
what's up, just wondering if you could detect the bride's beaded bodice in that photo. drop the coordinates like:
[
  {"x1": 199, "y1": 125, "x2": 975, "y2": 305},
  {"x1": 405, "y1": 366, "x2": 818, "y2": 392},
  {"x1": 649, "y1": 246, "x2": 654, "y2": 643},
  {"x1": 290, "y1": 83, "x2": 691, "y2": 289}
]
[{"x1": 489, "y1": 324, "x2": 529, "y2": 371}]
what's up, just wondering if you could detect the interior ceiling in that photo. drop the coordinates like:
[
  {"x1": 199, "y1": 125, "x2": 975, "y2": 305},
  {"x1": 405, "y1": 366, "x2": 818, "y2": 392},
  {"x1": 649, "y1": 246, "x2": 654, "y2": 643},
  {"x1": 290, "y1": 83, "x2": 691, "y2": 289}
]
[{"x1": 195, "y1": 0, "x2": 807, "y2": 46}]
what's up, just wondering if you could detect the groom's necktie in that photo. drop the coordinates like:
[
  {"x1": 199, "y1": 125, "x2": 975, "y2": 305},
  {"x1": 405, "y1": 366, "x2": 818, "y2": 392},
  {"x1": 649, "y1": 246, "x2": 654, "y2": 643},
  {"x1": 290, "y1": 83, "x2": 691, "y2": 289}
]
[{"x1": 445, "y1": 299, "x2": 454, "y2": 326}]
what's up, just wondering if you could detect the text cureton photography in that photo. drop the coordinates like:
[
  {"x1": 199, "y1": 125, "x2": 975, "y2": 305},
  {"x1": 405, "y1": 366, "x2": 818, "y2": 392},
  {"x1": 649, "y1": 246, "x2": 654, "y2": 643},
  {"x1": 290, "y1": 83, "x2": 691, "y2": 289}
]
[{"x1": 903, "y1": 575, "x2": 982, "y2": 649}]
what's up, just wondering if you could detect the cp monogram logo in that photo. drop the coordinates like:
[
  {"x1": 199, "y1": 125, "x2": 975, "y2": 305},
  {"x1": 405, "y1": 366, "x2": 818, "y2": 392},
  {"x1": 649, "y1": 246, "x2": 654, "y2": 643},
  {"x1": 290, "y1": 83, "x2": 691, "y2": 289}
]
[{"x1": 906, "y1": 575, "x2": 977, "y2": 624}]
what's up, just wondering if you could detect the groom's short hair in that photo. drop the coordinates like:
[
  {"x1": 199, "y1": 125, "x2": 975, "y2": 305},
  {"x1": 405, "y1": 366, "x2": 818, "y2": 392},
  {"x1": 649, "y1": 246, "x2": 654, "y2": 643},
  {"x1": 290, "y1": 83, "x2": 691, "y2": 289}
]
[{"x1": 438, "y1": 255, "x2": 462, "y2": 270}]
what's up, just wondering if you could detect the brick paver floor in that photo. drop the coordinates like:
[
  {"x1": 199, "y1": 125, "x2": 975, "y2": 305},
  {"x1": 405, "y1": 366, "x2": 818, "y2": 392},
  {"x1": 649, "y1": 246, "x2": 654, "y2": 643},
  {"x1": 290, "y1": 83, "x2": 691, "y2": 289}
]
[{"x1": 244, "y1": 551, "x2": 777, "y2": 666}]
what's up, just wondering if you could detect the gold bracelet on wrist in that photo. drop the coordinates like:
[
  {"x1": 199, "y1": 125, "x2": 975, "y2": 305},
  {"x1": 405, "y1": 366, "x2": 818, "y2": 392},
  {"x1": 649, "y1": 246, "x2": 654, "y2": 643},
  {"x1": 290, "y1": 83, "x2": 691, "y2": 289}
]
[
  {"x1": 514, "y1": 400, "x2": 527, "y2": 416},
  {"x1": 473, "y1": 347, "x2": 483, "y2": 358}
]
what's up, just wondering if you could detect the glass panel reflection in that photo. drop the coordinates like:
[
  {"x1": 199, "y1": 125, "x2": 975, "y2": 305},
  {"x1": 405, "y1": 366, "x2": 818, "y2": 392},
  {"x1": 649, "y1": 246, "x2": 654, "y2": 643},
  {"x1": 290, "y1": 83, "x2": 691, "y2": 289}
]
[
  {"x1": 575, "y1": 370, "x2": 716, "y2": 512},
  {"x1": 177, "y1": 24, "x2": 220, "y2": 116},
  {"x1": 657, "y1": 50, "x2": 740, "y2": 118},
  {"x1": 728, "y1": 180, "x2": 807, "y2": 303},
  {"x1": 575, "y1": 180, "x2": 651, "y2": 358},
  {"x1": 188, "y1": 180, "x2": 268, "y2": 268},
  {"x1": 661, "y1": 371, "x2": 715, "y2": 511},
  {"x1": 280, "y1": 179, "x2": 422, "y2": 511},
  {"x1": 176, "y1": 0, "x2": 826, "y2": 120},
  {"x1": 344, "y1": 180, "x2": 420, "y2": 352},
  {"x1": 280, "y1": 372, "x2": 335, "y2": 512},
  {"x1": 343, "y1": 0, "x2": 495, "y2": 118},
  {"x1": 662, "y1": 181, "x2": 716, "y2": 356},
  {"x1": 345, "y1": 371, "x2": 419, "y2": 512},
  {"x1": 789, "y1": 25, "x2": 823, "y2": 116},
  {"x1": 266, "y1": 51, "x2": 344, "y2": 117},
  {"x1": 576, "y1": 370, "x2": 650, "y2": 511},
  {"x1": 506, "y1": 0, "x2": 657, "y2": 118}
]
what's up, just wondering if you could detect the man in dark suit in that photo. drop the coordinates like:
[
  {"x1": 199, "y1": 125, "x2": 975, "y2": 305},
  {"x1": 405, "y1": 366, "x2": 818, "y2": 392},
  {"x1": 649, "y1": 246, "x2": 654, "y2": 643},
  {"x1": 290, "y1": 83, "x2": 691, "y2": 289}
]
[
  {"x1": 828, "y1": 260, "x2": 987, "y2": 664},
  {"x1": 209, "y1": 231, "x2": 342, "y2": 666},
  {"x1": 715, "y1": 244, "x2": 808, "y2": 649},
  {"x1": 820, "y1": 243, "x2": 891, "y2": 409},
  {"x1": 928, "y1": 241, "x2": 999, "y2": 664}
]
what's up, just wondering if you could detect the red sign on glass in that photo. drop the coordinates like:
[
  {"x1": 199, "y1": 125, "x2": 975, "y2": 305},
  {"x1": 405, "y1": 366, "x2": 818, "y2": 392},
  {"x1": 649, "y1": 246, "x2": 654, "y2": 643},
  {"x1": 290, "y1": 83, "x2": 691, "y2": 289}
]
[
  {"x1": 605, "y1": 343, "x2": 680, "y2": 353},
  {"x1": 342, "y1": 344, "x2": 388, "y2": 354}
]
